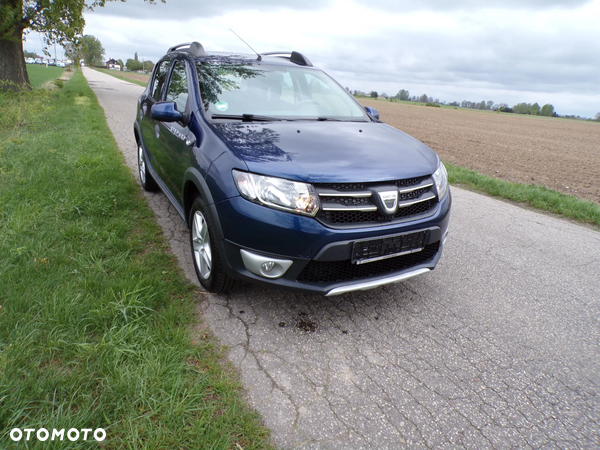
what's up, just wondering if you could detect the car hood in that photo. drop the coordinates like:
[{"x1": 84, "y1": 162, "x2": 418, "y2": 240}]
[{"x1": 211, "y1": 121, "x2": 439, "y2": 183}]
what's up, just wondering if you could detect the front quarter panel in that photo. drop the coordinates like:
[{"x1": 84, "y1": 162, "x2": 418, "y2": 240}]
[{"x1": 191, "y1": 114, "x2": 249, "y2": 205}]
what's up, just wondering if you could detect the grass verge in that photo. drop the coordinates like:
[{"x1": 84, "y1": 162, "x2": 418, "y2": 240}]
[
  {"x1": 94, "y1": 68, "x2": 149, "y2": 87},
  {"x1": 446, "y1": 163, "x2": 600, "y2": 228},
  {"x1": 0, "y1": 70, "x2": 271, "y2": 448}
]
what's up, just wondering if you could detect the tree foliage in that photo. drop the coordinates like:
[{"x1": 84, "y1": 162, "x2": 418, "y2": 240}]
[
  {"x1": 0, "y1": 0, "x2": 163, "y2": 90},
  {"x1": 80, "y1": 35, "x2": 104, "y2": 67},
  {"x1": 513, "y1": 102, "x2": 532, "y2": 114},
  {"x1": 540, "y1": 104, "x2": 555, "y2": 117},
  {"x1": 126, "y1": 58, "x2": 143, "y2": 71},
  {"x1": 395, "y1": 89, "x2": 409, "y2": 101}
]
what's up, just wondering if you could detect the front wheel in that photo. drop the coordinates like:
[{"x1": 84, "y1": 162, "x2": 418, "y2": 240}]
[
  {"x1": 189, "y1": 197, "x2": 235, "y2": 293},
  {"x1": 138, "y1": 143, "x2": 158, "y2": 192}
]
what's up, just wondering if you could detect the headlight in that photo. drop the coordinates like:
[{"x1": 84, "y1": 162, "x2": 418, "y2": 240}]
[
  {"x1": 232, "y1": 170, "x2": 319, "y2": 216},
  {"x1": 432, "y1": 161, "x2": 448, "y2": 199}
]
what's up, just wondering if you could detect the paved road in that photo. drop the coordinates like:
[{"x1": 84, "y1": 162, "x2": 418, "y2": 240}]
[{"x1": 84, "y1": 68, "x2": 600, "y2": 449}]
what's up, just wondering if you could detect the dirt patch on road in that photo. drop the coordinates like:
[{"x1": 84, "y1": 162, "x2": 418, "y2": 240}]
[{"x1": 360, "y1": 99, "x2": 600, "y2": 204}]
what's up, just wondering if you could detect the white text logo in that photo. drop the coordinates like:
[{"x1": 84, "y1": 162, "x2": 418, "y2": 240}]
[{"x1": 10, "y1": 428, "x2": 106, "y2": 442}]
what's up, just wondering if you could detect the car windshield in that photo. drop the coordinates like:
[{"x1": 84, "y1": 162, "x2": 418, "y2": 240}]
[{"x1": 196, "y1": 60, "x2": 369, "y2": 121}]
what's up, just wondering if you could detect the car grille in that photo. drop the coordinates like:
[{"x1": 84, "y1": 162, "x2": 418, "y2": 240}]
[
  {"x1": 297, "y1": 242, "x2": 439, "y2": 283},
  {"x1": 315, "y1": 176, "x2": 438, "y2": 227}
]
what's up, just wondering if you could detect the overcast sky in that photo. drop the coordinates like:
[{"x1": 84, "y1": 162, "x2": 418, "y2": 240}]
[{"x1": 25, "y1": 0, "x2": 600, "y2": 118}]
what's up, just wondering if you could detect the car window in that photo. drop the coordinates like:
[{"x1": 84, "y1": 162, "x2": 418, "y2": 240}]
[
  {"x1": 166, "y1": 61, "x2": 189, "y2": 112},
  {"x1": 151, "y1": 60, "x2": 170, "y2": 101},
  {"x1": 196, "y1": 62, "x2": 368, "y2": 121},
  {"x1": 302, "y1": 73, "x2": 352, "y2": 115}
]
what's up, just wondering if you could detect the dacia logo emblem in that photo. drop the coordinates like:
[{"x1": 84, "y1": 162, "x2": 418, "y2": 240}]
[{"x1": 378, "y1": 190, "x2": 398, "y2": 214}]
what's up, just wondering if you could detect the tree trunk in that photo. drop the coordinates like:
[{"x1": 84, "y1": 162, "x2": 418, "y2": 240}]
[{"x1": 0, "y1": 26, "x2": 31, "y2": 92}]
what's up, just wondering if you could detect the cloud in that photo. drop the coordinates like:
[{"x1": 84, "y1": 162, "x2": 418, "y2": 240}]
[
  {"x1": 353, "y1": 0, "x2": 593, "y2": 12},
  {"x1": 59, "y1": 0, "x2": 600, "y2": 117},
  {"x1": 90, "y1": 0, "x2": 330, "y2": 20}
]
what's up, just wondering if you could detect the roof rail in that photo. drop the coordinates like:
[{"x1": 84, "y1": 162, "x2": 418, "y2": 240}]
[
  {"x1": 260, "y1": 51, "x2": 313, "y2": 67},
  {"x1": 167, "y1": 41, "x2": 206, "y2": 57}
]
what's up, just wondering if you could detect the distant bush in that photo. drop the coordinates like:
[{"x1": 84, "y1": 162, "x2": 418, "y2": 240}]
[
  {"x1": 498, "y1": 106, "x2": 513, "y2": 113},
  {"x1": 425, "y1": 102, "x2": 440, "y2": 108}
]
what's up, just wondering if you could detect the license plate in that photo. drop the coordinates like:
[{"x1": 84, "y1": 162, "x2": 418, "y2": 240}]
[{"x1": 351, "y1": 230, "x2": 428, "y2": 265}]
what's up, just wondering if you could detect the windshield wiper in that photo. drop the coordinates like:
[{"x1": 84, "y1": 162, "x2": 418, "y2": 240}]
[
  {"x1": 309, "y1": 117, "x2": 368, "y2": 122},
  {"x1": 211, "y1": 113, "x2": 284, "y2": 122}
]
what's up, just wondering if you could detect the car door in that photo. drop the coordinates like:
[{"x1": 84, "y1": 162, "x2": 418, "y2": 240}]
[
  {"x1": 154, "y1": 59, "x2": 193, "y2": 204},
  {"x1": 139, "y1": 58, "x2": 170, "y2": 181}
]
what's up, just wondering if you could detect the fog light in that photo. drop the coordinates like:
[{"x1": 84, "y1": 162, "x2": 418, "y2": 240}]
[
  {"x1": 262, "y1": 261, "x2": 275, "y2": 272},
  {"x1": 240, "y1": 250, "x2": 293, "y2": 279}
]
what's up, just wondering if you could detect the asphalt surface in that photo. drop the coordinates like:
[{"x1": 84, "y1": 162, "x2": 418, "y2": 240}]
[{"x1": 84, "y1": 67, "x2": 600, "y2": 449}]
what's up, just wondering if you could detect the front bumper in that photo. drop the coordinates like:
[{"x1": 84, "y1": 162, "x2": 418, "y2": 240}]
[{"x1": 214, "y1": 190, "x2": 451, "y2": 295}]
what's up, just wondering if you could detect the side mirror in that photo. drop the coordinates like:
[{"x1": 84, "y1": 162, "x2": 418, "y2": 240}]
[
  {"x1": 364, "y1": 106, "x2": 379, "y2": 120},
  {"x1": 151, "y1": 102, "x2": 182, "y2": 122}
]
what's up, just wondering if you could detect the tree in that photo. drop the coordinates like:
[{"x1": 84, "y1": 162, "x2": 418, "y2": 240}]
[
  {"x1": 117, "y1": 59, "x2": 124, "y2": 70},
  {"x1": 23, "y1": 49, "x2": 37, "y2": 58},
  {"x1": 80, "y1": 35, "x2": 104, "y2": 67},
  {"x1": 134, "y1": 52, "x2": 138, "y2": 61},
  {"x1": 370, "y1": 91, "x2": 378, "y2": 98},
  {"x1": 0, "y1": 0, "x2": 161, "y2": 91},
  {"x1": 540, "y1": 104, "x2": 555, "y2": 117},
  {"x1": 497, "y1": 105, "x2": 513, "y2": 113},
  {"x1": 513, "y1": 103, "x2": 532, "y2": 114},
  {"x1": 418, "y1": 94, "x2": 428, "y2": 103},
  {"x1": 486, "y1": 100, "x2": 494, "y2": 110},
  {"x1": 594, "y1": 112, "x2": 600, "y2": 122},
  {"x1": 396, "y1": 89, "x2": 409, "y2": 101},
  {"x1": 530, "y1": 102, "x2": 540, "y2": 116},
  {"x1": 142, "y1": 60, "x2": 154, "y2": 72},
  {"x1": 126, "y1": 58, "x2": 143, "y2": 71}
]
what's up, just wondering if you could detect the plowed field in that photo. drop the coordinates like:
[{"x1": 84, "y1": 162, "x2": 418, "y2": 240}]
[{"x1": 360, "y1": 99, "x2": 600, "y2": 204}]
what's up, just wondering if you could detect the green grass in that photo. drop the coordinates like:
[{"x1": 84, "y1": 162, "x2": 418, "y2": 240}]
[
  {"x1": 26, "y1": 64, "x2": 65, "y2": 88},
  {"x1": 0, "y1": 71, "x2": 272, "y2": 448},
  {"x1": 94, "y1": 68, "x2": 149, "y2": 87},
  {"x1": 446, "y1": 163, "x2": 600, "y2": 228}
]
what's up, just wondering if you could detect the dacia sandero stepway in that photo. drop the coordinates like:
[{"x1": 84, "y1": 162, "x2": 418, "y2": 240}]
[{"x1": 134, "y1": 41, "x2": 451, "y2": 296}]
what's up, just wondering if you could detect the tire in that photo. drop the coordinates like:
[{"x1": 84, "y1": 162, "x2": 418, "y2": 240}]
[
  {"x1": 138, "y1": 143, "x2": 159, "y2": 192},
  {"x1": 189, "y1": 196, "x2": 235, "y2": 293}
]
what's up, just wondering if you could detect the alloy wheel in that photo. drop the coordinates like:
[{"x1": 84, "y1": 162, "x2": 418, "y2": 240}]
[{"x1": 192, "y1": 211, "x2": 212, "y2": 280}]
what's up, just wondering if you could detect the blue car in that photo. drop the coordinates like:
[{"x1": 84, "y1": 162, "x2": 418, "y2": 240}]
[{"x1": 134, "y1": 42, "x2": 451, "y2": 296}]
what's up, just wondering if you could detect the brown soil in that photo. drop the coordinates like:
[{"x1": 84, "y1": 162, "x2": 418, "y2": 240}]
[
  {"x1": 360, "y1": 99, "x2": 600, "y2": 204},
  {"x1": 112, "y1": 71, "x2": 150, "y2": 83}
]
